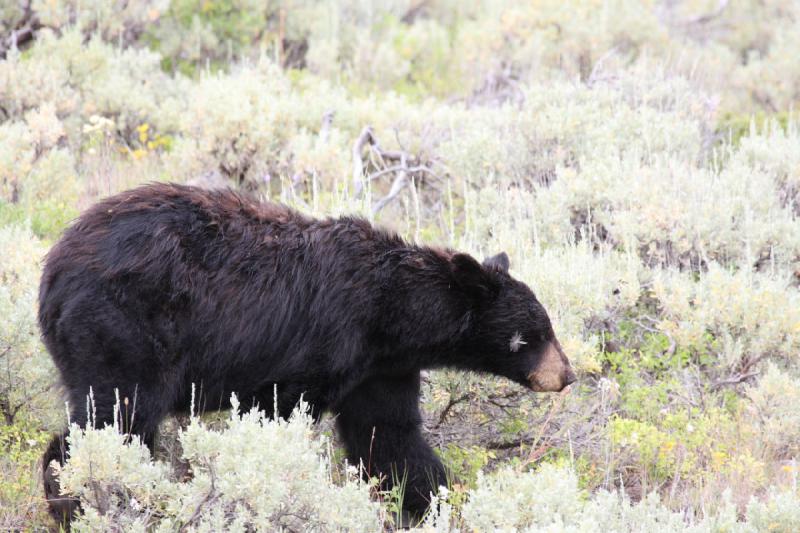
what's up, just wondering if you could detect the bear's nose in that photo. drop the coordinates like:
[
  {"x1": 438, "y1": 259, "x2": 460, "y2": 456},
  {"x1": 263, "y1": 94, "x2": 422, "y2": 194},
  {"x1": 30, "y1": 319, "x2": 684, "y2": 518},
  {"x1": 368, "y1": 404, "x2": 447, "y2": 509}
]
[{"x1": 559, "y1": 368, "x2": 577, "y2": 392}]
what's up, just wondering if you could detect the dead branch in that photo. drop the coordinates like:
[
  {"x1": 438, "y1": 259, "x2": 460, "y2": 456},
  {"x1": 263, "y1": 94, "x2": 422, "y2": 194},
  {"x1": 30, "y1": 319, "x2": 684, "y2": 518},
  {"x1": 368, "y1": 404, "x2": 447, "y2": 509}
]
[
  {"x1": 435, "y1": 393, "x2": 471, "y2": 428},
  {"x1": 684, "y1": 0, "x2": 730, "y2": 26},
  {"x1": 367, "y1": 164, "x2": 441, "y2": 183},
  {"x1": 365, "y1": 164, "x2": 407, "y2": 182},
  {"x1": 710, "y1": 371, "x2": 760, "y2": 390},
  {"x1": 587, "y1": 45, "x2": 620, "y2": 87},
  {"x1": 486, "y1": 438, "x2": 528, "y2": 451},
  {"x1": 375, "y1": 149, "x2": 418, "y2": 164},
  {"x1": 0, "y1": 1, "x2": 40, "y2": 59},
  {"x1": 372, "y1": 160, "x2": 409, "y2": 214},
  {"x1": 179, "y1": 461, "x2": 219, "y2": 532},
  {"x1": 352, "y1": 126, "x2": 377, "y2": 195},
  {"x1": 351, "y1": 126, "x2": 441, "y2": 213}
]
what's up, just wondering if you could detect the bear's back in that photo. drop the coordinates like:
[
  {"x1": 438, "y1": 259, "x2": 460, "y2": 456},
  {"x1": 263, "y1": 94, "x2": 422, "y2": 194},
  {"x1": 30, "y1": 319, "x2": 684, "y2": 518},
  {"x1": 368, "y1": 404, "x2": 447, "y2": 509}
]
[
  {"x1": 39, "y1": 183, "x2": 405, "y2": 319},
  {"x1": 42, "y1": 183, "x2": 318, "y2": 284}
]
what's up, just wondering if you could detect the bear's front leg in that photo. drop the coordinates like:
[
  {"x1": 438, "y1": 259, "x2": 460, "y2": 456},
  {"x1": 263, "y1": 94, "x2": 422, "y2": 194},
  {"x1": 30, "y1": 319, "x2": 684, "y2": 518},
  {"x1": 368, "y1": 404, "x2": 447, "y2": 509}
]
[{"x1": 335, "y1": 373, "x2": 447, "y2": 518}]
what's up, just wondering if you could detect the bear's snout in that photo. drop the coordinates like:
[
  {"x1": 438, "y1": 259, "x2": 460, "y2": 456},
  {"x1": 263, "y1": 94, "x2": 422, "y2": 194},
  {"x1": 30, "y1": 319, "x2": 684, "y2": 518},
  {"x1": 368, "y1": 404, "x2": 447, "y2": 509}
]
[{"x1": 527, "y1": 339, "x2": 576, "y2": 392}]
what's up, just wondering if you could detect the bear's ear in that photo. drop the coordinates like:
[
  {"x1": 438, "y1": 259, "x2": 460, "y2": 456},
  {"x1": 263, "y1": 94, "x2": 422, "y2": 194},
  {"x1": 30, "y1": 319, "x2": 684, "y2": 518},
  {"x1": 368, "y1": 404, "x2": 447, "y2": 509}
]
[
  {"x1": 451, "y1": 253, "x2": 495, "y2": 300},
  {"x1": 483, "y1": 252, "x2": 510, "y2": 273}
]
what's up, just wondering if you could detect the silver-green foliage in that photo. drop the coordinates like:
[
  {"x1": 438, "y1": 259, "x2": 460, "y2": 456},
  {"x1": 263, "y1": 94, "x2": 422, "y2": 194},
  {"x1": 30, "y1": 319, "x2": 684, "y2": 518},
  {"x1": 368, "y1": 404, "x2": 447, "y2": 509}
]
[
  {"x1": 461, "y1": 464, "x2": 800, "y2": 533},
  {"x1": 56, "y1": 394, "x2": 383, "y2": 532},
  {"x1": 0, "y1": 225, "x2": 58, "y2": 427}
]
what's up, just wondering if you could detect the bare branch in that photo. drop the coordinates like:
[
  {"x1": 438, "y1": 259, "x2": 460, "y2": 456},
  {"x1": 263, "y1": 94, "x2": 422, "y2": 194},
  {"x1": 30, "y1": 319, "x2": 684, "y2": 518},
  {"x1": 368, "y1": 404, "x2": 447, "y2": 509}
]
[
  {"x1": 179, "y1": 461, "x2": 218, "y2": 532},
  {"x1": 372, "y1": 154, "x2": 409, "y2": 214},
  {"x1": 486, "y1": 438, "x2": 528, "y2": 451},
  {"x1": 372, "y1": 172, "x2": 408, "y2": 214},
  {"x1": 738, "y1": 353, "x2": 768, "y2": 377},
  {"x1": 435, "y1": 393, "x2": 471, "y2": 428},
  {"x1": 365, "y1": 165, "x2": 406, "y2": 182},
  {"x1": 352, "y1": 126, "x2": 376, "y2": 196},
  {"x1": 587, "y1": 45, "x2": 620, "y2": 86},
  {"x1": 0, "y1": 1, "x2": 40, "y2": 59},
  {"x1": 367, "y1": 164, "x2": 441, "y2": 182},
  {"x1": 684, "y1": 0, "x2": 730, "y2": 26},
  {"x1": 351, "y1": 126, "x2": 441, "y2": 213},
  {"x1": 379, "y1": 149, "x2": 418, "y2": 164},
  {"x1": 711, "y1": 371, "x2": 760, "y2": 390}
]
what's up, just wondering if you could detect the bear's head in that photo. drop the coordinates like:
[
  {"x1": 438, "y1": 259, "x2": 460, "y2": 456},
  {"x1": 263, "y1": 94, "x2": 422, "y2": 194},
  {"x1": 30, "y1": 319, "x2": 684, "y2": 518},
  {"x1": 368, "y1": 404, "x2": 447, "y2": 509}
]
[{"x1": 452, "y1": 252, "x2": 577, "y2": 392}]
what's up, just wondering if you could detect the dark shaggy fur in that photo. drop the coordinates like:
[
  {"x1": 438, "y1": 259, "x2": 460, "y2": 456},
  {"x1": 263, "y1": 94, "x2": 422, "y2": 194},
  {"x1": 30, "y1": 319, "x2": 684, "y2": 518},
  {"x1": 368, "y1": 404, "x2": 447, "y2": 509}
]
[{"x1": 39, "y1": 183, "x2": 575, "y2": 524}]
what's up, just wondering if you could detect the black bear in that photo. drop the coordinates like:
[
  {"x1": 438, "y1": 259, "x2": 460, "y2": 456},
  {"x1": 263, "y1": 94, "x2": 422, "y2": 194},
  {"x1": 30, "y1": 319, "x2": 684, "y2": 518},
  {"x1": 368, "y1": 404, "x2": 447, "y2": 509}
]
[{"x1": 40, "y1": 183, "x2": 576, "y2": 524}]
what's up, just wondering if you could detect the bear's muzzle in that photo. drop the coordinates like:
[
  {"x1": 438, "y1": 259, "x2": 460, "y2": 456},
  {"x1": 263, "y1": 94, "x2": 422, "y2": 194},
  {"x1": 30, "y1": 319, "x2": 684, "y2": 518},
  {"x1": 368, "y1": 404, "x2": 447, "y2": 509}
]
[{"x1": 527, "y1": 340, "x2": 576, "y2": 392}]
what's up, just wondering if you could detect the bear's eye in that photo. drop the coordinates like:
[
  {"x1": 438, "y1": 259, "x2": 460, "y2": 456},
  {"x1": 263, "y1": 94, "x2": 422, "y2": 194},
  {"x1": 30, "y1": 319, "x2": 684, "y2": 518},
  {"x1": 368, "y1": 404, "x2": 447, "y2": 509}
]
[{"x1": 509, "y1": 332, "x2": 527, "y2": 352}]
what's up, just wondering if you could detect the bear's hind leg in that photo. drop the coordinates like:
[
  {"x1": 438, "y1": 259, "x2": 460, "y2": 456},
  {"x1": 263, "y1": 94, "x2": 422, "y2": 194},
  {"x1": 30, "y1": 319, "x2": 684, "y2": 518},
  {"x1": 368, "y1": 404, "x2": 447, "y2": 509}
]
[
  {"x1": 43, "y1": 385, "x2": 168, "y2": 526},
  {"x1": 42, "y1": 350, "x2": 175, "y2": 529},
  {"x1": 43, "y1": 431, "x2": 79, "y2": 529},
  {"x1": 49, "y1": 285, "x2": 179, "y2": 450},
  {"x1": 335, "y1": 373, "x2": 447, "y2": 521}
]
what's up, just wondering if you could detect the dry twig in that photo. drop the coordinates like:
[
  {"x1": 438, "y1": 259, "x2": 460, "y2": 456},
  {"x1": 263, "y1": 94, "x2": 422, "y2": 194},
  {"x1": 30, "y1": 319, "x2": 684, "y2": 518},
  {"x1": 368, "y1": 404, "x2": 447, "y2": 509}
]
[
  {"x1": 350, "y1": 126, "x2": 441, "y2": 213},
  {"x1": 352, "y1": 127, "x2": 377, "y2": 195},
  {"x1": 372, "y1": 153, "x2": 409, "y2": 214},
  {"x1": 179, "y1": 461, "x2": 219, "y2": 532},
  {"x1": 0, "y1": 1, "x2": 40, "y2": 59},
  {"x1": 435, "y1": 393, "x2": 471, "y2": 428},
  {"x1": 710, "y1": 371, "x2": 760, "y2": 390}
]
